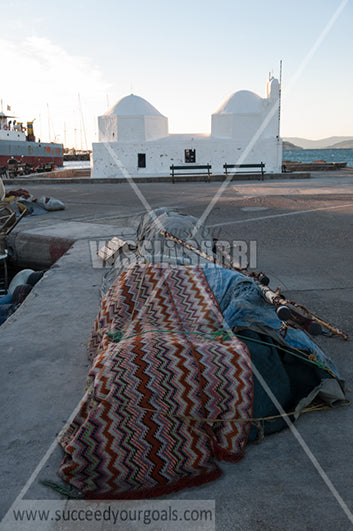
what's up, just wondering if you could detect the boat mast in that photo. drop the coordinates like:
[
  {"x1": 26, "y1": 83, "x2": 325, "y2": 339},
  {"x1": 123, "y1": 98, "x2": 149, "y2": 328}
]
[
  {"x1": 47, "y1": 103, "x2": 51, "y2": 142},
  {"x1": 78, "y1": 93, "x2": 88, "y2": 151}
]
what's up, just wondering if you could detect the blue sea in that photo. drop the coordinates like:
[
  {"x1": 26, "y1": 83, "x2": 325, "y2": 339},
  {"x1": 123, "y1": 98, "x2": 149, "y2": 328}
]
[{"x1": 283, "y1": 148, "x2": 353, "y2": 166}]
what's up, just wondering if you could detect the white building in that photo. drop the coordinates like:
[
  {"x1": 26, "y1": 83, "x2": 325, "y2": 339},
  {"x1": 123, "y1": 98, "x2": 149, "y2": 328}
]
[{"x1": 92, "y1": 76, "x2": 282, "y2": 178}]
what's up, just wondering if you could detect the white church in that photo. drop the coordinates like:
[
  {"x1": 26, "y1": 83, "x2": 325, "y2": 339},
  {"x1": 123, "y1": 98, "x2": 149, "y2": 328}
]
[{"x1": 92, "y1": 75, "x2": 282, "y2": 178}]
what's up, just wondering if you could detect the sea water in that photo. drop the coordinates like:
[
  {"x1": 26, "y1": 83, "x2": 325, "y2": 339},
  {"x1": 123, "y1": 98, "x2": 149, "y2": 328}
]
[
  {"x1": 63, "y1": 160, "x2": 91, "y2": 169},
  {"x1": 283, "y1": 148, "x2": 353, "y2": 166}
]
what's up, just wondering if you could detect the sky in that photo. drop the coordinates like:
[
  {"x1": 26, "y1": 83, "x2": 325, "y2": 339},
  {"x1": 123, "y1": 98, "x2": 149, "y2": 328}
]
[{"x1": 0, "y1": 0, "x2": 352, "y2": 148}]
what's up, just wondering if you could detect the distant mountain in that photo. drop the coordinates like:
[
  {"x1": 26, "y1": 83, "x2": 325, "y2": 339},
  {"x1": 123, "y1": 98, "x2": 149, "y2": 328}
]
[
  {"x1": 282, "y1": 141, "x2": 303, "y2": 150},
  {"x1": 329, "y1": 139, "x2": 353, "y2": 149},
  {"x1": 283, "y1": 136, "x2": 353, "y2": 149}
]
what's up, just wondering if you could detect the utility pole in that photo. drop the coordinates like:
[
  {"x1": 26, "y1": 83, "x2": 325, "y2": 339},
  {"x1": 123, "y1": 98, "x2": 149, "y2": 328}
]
[{"x1": 277, "y1": 60, "x2": 283, "y2": 172}]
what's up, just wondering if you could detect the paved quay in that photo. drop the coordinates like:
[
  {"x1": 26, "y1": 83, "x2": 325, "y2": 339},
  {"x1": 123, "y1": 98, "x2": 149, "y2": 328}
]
[{"x1": 0, "y1": 172, "x2": 353, "y2": 530}]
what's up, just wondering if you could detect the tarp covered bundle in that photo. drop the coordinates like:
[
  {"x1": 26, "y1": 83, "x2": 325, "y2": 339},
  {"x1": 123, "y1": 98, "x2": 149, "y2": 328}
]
[{"x1": 203, "y1": 263, "x2": 344, "y2": 438}]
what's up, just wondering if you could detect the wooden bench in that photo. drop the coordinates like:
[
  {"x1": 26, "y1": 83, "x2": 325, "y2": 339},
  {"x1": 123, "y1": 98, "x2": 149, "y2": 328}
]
[
  {"x1": 223, "y1": 162, "x2": 265, "y2": 180},
  {"x1": 170, "y1": 164, "x2": 212, "y2": 183}
]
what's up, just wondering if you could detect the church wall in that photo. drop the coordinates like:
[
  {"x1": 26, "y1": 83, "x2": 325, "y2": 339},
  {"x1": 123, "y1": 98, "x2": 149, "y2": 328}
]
[
  {"x1": 98, "y1": 115, "x2": 118, "y2": 142},
  {"x1": 92, "y1": 135, "x2": 282, "y2": 179},
  {"x1": 211, "y1": 114, "x2": 233, "y2": 139},
  {"x1": 144, "y1": 116, "x2": 169, "y2": 141},
  {"x1": 212, "y1": 111, "x2": 278, "y2": 143},
  {"x1": 261, "y1": 100, "x2": 280, "y2": 139},
  {"x1": 117, "y1": 116, "x2": 146, "y2": 142},
  {"x1": 93, "y1": 78, "x2": 282, "y2": 178},
  {"x1": 98, "y1": 114, "x2": 169, "y2": 143},
  {"x1": 230, "y1": 114, "x2": 265, "y2": 144}
]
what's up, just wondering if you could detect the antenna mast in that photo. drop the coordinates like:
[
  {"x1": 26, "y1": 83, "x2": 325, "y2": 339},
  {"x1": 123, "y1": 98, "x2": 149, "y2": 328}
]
[{"x1": 278, "y1": 59, "x2": 282, "y2": 138}]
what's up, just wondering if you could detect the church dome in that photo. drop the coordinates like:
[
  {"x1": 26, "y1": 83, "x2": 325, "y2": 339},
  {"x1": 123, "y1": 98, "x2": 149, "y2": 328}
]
[
  {"x1": 214, "y1": 90, "x2": 263, "y2": 115},
  {"x1": 105, "y1": 94, "x2": 165, "y2": 117}
]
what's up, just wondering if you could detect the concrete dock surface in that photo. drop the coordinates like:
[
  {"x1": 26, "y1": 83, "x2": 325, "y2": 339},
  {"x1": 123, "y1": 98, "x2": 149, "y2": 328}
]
[{"x1": 0, "y1": 173, "x2": 352, "y2": 530}]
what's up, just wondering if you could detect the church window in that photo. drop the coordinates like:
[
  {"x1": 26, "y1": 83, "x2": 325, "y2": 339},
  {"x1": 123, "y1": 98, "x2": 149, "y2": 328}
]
[
  {"x1": 185, "y1": 149, "x2": 196, "y2": 163},
  {"x1": 138, "y1": 153, "x2": 146, "y2": 168}
]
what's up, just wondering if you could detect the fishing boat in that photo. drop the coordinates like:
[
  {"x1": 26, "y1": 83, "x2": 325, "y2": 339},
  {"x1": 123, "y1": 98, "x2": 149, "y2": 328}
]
[{"x1": 0, "y1": 112, "x2": 63, "y2": 169}]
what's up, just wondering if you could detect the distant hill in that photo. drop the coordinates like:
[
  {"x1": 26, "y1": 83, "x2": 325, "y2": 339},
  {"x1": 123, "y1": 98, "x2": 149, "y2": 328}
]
[
  {"x1": 283, "y1": 136, "x2": 353, "y2": 149},
  {"x1": 329, "y1": 139, "x2": 353, "y2": 149},
  {"x1": 282, "y1": 141, "x2": 303, "y2": 150}
]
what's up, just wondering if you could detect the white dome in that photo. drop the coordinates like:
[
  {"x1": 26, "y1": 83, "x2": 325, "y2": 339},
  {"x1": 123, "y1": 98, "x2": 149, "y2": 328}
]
[
  {"x1": 105, "y1": 94, "x2": 165, "y2": 117},
  {"x1": 214, "y1": 90, "x2": 263, "y2": 115}
]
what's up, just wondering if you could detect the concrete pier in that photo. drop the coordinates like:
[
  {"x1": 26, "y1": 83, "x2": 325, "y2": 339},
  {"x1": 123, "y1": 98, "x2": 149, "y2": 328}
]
[{"x1": 0, "y1": 172, "x2": 352, "y2": 530}]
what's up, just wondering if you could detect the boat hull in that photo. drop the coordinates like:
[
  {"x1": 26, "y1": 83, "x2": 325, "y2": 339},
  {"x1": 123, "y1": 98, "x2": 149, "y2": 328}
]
[{"x1": 0, "y1": 140, "x2": 63, "y2": 168}]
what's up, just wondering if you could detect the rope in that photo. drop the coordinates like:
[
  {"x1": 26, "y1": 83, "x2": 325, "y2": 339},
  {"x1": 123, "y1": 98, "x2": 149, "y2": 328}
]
[
  {"x1": 135, "y1": 399, "x2": 350, "y2": 424},
  {"x1": 40, "y1": 480, "x2": 83, "y2": 499},
  {"x1": 236, "y1": 331, "x2": 333, "y2": 374},
  {"x1": 107, "y1": 328, "x2": 216, "y2": 342},
  {"x1": 105, "y1": 327, "x2": 335, "y2": 375}
]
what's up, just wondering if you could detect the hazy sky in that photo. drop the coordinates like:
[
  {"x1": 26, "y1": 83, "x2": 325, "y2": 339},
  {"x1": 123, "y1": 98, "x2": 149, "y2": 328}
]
[{"x1": 1, "y1": 0, "x2": 351, "y2": 148}]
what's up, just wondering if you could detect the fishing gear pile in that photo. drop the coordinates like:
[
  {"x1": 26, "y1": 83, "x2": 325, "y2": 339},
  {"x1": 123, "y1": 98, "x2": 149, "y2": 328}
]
[{"x1": 56, "y1": 208, "x2": 347, "y2": 499}]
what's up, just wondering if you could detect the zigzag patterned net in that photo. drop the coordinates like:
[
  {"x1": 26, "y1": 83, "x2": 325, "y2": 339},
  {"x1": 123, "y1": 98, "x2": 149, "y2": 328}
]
[{"x1": 57, "y1": 263, "x2": 253, "y2": 499}]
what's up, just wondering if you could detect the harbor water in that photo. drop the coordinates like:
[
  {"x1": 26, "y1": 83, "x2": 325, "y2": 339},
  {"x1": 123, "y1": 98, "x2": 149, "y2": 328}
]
[
  {"x1": 63, "y1": 160, "x2": 91, "y2": 169},
  {"x1": 283, "y1": 148, "x2": 353, "y2": 166}
]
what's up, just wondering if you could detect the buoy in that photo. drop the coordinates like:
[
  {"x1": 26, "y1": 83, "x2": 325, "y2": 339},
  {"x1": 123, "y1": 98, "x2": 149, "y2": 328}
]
[
  {"x1": 8, "y1": 269, "x2": 34, "y2": 294},
  {"x1": 27, "y1": 270, "x2": 45, "y2": 287},
  {"x1": 12, "y1": 283, "x2": 32, "y2": 305},
  {"x1": 304, "y1": 320, "x2": 322, "y2": 336},
  {"x1": 276, "y1": 305, "x2": 291, "y2": 321}
]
